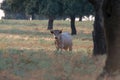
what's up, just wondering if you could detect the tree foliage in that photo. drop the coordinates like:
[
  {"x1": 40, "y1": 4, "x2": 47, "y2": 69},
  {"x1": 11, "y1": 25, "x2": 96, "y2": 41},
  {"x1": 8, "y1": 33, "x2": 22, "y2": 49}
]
[
  {"x1": 1, "y1": 0, "x2": 93, "y2": 18},
  {"x1": 39, "y1": 0, "x2": 63, "y2": 18},
  {"x1": 25, "y1": 0, "x2": 41, "y2": 15},
  {"x1": 63, "y1": 0, "x2": 81, "y2": 16},
  {"x1": 1, "y1": 0, "x2": 28, "y2": 13}
]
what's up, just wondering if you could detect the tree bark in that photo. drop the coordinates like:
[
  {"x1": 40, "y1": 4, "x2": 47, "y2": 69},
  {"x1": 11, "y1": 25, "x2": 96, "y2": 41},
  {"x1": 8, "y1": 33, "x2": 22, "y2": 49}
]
[
  {"x1": 88, "y1": 0, "x2": 95, "y2": 5},
  {"x1": 79, "y1": 15, "x2": 82, "y2": 21},
  {"x1": 89, "y1": 0, "x2": 106, "y2": 55},
  {"x1": 103, "y1": 0, "x2": 120, "y2": 75},
  {"x1": 70, "y1": 15, "x2": 77, "y2": 35},
  {"x1": 31, "y1": 13, "x2": 35, "y2": 20},
  {"x1": 97, "y1": 0, "x2": 120, "y2": 79},
  {"x1": 47, "y1": 16, "x2": 54, "y2": 30}
]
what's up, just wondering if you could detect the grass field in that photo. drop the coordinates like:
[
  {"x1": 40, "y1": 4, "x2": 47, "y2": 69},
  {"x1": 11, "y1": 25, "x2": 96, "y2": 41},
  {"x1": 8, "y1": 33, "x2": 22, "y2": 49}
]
[{"x1": 0, "y1": 20, "x2": 106, "y2": 80}]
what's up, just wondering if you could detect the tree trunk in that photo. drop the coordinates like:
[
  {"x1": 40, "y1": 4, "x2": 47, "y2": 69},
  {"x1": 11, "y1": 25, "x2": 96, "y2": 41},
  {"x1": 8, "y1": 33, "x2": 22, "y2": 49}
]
[
  {"x1": 29, "y1": 14, "x2": 35, "y2": 20},
  {"x1": 97, "y1": 0, "x2": 120, "y2": 79},
  {"x1": 70, "y1": 15, "x2": 77, "y2": 35},
  {"x1": 104, "y1": 0, "x2": 120, "y2": 75},
  {"x1": 32, "y1": 13, "x2": 35, "y2": 20},
  {"x1": 79, "y1": 15, "x2": 82, "y2": 21},
  {"x1": 47, "y1": 16, "x2": 54, "y2": 30},
  {"x1": 89, "y1": 0, "x2": 106, "y2": 55}
]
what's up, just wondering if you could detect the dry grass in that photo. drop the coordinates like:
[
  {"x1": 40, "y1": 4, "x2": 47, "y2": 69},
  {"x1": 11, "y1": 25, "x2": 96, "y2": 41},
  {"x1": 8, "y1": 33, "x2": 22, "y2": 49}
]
[{"x1": 0, "y1": 20, "x2": 106, "y2": 80}]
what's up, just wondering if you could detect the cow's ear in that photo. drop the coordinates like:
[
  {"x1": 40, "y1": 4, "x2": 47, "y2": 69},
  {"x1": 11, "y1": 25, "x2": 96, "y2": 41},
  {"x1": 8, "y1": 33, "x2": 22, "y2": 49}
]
[
  {"x1": 50, "y1": 30, "x2": 54, "y2": 34},
  {"x1": 59, "y1": 30, "x2": 62, "y2": 33}
]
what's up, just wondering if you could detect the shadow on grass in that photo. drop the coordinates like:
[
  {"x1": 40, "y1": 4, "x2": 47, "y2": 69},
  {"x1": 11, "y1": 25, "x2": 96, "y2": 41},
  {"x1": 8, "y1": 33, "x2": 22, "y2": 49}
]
[
  {"x1": 0, "y1": 29, "x2": 50, "y2": 37},
  {"x1": 0, "y1": 48, "x2": 52, "y2": 76},
  {"x1": 0, "y1": 48, "x2": 99, "y2": 80}
]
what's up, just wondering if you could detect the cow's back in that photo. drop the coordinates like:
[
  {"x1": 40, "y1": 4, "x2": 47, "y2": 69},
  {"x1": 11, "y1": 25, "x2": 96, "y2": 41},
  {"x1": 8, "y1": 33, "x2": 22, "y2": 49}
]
[{"x1": 61, "y1": 32, "x2": 72, "y2": 47}]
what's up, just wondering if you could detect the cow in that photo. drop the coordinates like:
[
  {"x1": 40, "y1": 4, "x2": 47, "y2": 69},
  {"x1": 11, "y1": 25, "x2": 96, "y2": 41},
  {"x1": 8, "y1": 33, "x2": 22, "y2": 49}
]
[{"x1": 50, "y1": 30, "x2": 72, "y2": 51}]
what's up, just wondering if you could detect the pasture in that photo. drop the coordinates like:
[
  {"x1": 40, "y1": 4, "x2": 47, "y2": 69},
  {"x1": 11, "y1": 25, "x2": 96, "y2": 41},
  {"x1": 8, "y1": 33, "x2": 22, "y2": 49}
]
[{"x1": 0, "y1": 20, "x2": 106, "y2": 80}]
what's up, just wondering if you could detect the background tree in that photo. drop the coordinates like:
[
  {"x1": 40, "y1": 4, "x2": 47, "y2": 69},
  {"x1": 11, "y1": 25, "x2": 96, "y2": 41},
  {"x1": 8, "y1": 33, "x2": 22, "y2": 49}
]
[
  {"x1": 1, "y1": 0, "x2": 28, "y2": 19},
  {"x1": 79, "y1": 0, "x2": 94, "y2": 21},
  {"x1": 88, "y1": 0, "x2": 106, "y2": 55},
  {"x1": 1, "y1": 0, "x2": 94, "y2": 34},
  {"x1": 25, "y1": 0, "x2": 41, "y2": 20},
  {"x1": 63, "y1": 0, "x2": 93, "y2": 35},
  {"x1": 39, "y1": 0, "x2": 63, "y2": 30},
  {"x1": 63, "y1": 0, "x2": 82, "y2": 35}
]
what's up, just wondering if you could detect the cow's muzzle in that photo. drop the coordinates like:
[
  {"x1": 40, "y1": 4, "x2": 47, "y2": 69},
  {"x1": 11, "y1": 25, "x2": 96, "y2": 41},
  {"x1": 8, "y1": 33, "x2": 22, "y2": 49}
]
[{"x1": 55, "y1": 37, "x2": 58, "y2": 39}]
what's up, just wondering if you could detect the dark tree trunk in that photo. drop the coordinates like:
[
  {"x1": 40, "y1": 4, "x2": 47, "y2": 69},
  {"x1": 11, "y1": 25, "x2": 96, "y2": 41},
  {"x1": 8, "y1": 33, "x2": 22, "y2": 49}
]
[
  {"x1": 79, "y1": 15, "x2": 82, "y2": 21},
  {"x1": 97, "y1": 0, "x2": 120, "y2": 79},
  {"x1": 103, "y1": 0, "x2": 120, "y2": 76},
  {"x1": 89, "y1": 0, "x2": 106, "y2": 55},
  {"x1": 31, "y1": 13, "x2": 35, "y2": 20},
  {"x1": 29, "y1": 13, "x2": 35, "y2": 20},
  {"x1": 70, "y1": 15, "x2": 77, "y2": 35},
  {"x1": 47, "y1": 16, "x2": 54, "y2": 30}
]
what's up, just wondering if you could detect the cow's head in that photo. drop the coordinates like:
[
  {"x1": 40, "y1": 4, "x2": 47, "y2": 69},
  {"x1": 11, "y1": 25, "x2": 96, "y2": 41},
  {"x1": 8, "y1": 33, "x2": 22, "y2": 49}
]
[{"x1": 50, "y1": 30, "x2": 62, "y2": 40}]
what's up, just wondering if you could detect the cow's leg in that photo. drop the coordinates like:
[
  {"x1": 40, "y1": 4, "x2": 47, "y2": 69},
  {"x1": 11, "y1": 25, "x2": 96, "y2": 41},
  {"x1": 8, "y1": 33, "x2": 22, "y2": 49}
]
[
  {"x1": 60, "y1": 44, "x2": 64, "y2": 52},
  {"x1": 56, "y1": 47, "x2": 59, "y2": 51},
  {"x1": 69, "y1": 46, "x2": 72, "y2": 51},
  {"x1": 55, "y1": 41, "x2": 59, "y2": 51},
  {"x1": 64, "y1": 47, "x2": 68, "y2": 51}
]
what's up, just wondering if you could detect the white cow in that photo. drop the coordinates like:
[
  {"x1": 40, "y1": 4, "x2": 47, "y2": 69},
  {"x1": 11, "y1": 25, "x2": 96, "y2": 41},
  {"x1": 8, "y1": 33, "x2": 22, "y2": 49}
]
[{"x1": 50, "y1": 30, "x2": 72, "y2": 51}]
